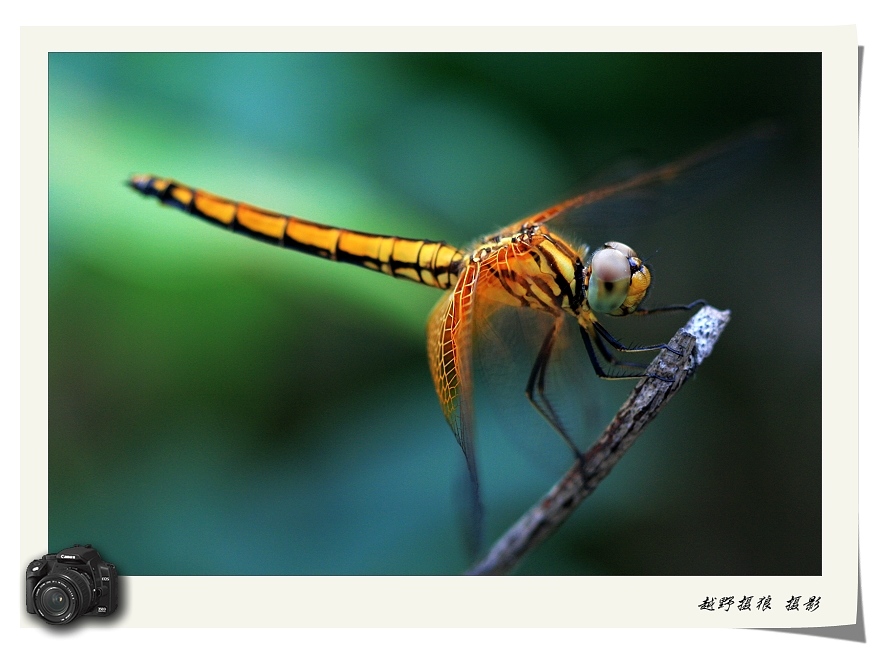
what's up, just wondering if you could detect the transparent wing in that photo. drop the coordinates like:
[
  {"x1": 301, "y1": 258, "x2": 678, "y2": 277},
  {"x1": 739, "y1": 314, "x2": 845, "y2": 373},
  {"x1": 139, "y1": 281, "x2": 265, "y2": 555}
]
[
  {"x1": 472, "y1": 303, "x2": 601, "y2": 473},
  {"x1": 500, "y1": 123, "x2": 780, "y2": 248}
]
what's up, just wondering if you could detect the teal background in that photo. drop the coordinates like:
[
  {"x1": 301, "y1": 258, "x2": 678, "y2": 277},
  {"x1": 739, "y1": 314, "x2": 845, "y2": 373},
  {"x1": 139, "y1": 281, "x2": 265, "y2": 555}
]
[{"x1": 48, "y1": 52, "x2": 822, "y2": 575}]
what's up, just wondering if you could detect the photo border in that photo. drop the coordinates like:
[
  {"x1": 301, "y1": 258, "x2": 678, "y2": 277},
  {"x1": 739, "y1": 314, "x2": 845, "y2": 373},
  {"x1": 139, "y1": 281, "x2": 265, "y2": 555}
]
[{"x1": 21, "y1": 25, "x2": 858, "y2": 628}]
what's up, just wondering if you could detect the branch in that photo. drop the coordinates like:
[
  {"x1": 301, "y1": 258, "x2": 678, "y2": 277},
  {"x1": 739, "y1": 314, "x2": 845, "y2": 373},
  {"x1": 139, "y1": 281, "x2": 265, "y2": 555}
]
[{"x1": 465, "y1": 305, "x2": 731, "y2": 576}]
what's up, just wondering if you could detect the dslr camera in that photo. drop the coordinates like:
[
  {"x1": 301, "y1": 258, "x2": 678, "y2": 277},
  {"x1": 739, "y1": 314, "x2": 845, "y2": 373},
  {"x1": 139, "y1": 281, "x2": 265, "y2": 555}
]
[{"x1": 25, "y1": 544, "x2": 118, "y2": 625}]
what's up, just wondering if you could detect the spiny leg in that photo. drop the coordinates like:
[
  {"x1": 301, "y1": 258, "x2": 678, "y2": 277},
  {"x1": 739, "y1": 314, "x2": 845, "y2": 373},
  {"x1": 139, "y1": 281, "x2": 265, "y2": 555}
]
[
  {"x1": 630, "y1": 299, "x2": 707, "y2": 316},
  {"x1": 525, "y1": 317, "x2": 583, "y2": 460},
  {"x1": 590, "y1": 299, "x2": 708, "y2": 370},
  {"x1": 592, "y1": 331, "x2": 648, "y2": 371},
  {"x1": 579, "y1": 320, "x2": 678, "y2": 382},
  {"x1": 580, "y1": 325, "x2": 642, "y2": 380},
  {"x1": 592, "y1": 319, "x2": 681, "y2": 356},
  {"x1": 585, "y1": 320, "x2": 686, "y2": 383}
]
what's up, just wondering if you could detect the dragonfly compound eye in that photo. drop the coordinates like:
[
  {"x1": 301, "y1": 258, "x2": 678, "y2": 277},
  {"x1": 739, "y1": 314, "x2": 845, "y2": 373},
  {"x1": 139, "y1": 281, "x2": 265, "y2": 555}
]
[
  {"x1": 603, "y1": 241, "x2": 636, "y2": 259},
  {"x1": 587, "y1": 246, "x2": 633, "y2": 314}
]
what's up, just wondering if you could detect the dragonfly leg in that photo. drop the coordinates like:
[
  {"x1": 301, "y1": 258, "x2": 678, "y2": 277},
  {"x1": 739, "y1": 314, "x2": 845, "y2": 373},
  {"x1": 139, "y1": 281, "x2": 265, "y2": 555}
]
[
  {"x1": 579, "y1": 325, "x2": 645, "y2": 380},
  {"x1": 525, "y1": 318, "x2": 584, "y2": 460},
  {"x1": 580, "y1": 299, "x2": 706, "y2": 386},
  {"x1": 580, "y1": 322, "x2": 676, "y2": 383},
  {"x1": 592, "y1": 333, "x2": 648, "y2": 371},
  {"x1": 593, "y1": 319, "x2": 682, "y2": 356},
  {"x1": 630, "y1": 299, "x2": 707, "y2": 316}
]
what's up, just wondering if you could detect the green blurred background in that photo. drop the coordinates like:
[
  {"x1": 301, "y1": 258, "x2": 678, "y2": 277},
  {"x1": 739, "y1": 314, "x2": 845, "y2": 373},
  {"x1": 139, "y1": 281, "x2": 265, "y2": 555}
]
[{"x1": 48, "y1": 52, "x2": 821, "y2": 575}]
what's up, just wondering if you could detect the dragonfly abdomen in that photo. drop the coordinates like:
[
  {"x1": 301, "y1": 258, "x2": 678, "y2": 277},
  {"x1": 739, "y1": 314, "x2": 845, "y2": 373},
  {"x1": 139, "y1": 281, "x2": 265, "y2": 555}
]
[{"x1": 128, "y1": 175, "x2": 464, "y2": 289}]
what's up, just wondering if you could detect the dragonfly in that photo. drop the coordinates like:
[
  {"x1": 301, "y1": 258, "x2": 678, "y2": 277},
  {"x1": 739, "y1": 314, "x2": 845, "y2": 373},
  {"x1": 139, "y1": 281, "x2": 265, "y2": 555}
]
[{"x1": 129, "y1": 128, "x2": 765, "y2": 551}]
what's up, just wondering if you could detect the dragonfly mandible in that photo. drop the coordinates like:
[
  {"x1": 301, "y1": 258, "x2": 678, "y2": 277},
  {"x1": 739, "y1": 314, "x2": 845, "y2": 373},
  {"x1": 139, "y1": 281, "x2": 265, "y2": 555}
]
[{"x1": 129, "y1": 129, "x2": 762, "y2": 549}]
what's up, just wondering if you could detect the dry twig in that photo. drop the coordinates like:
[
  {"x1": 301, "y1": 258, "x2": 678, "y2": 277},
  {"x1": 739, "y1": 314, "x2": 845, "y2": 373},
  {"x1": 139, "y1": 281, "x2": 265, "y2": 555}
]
[{"x1": 466, "y1": 305, "x2": 731, "y2": 576}]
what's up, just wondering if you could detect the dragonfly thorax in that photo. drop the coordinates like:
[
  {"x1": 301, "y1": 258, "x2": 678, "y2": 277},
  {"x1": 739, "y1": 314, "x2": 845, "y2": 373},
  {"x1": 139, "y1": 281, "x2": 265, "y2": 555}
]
[{"x1": 470, "y1": 224, "x2": 586, "y2": 315}]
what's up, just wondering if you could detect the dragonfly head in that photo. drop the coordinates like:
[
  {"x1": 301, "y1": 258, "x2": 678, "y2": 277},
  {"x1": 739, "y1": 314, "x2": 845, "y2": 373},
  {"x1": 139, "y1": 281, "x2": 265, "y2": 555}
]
[{"x1": 585, "y1": 242, "x2": 651, "y2": 316}]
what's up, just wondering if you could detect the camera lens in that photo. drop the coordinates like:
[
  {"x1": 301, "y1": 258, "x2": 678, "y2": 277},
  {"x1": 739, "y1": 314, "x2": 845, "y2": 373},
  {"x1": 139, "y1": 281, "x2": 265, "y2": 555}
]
[
  {"x1": 33, "y1": 570, "x2": 93, "y2": 625},
  {"x1": 39, "y1": 587, "x2": 70, "y2": 616}
]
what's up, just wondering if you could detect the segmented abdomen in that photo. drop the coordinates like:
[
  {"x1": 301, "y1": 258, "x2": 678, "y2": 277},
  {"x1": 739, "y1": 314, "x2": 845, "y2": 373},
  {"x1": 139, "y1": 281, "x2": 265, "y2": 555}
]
[{"x1": 129, "y1": 175, "x2": 465, "y2": 290}]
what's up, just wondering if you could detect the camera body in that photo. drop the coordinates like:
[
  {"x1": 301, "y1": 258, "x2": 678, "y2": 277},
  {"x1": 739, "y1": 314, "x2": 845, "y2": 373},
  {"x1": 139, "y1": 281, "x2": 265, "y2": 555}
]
[{"x1": 25, "y1": 544, "x2": 118, "y2": 624}]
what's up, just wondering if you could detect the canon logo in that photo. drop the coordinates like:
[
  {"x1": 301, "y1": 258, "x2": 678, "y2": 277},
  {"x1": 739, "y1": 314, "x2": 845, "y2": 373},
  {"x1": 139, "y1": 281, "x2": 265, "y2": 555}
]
[{"x1": 58, "y1": 554, "x2": 76, "y2": 559}]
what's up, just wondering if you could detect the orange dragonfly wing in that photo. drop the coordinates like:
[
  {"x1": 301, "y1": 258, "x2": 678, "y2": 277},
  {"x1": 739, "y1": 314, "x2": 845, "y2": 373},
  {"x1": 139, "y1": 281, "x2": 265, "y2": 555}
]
[
  {"x1": 428, "y1": 262, "x2": 479, "y2": 467},
  {"x1": 427, "y1": 259, "x2": 486, "y2": 548}
]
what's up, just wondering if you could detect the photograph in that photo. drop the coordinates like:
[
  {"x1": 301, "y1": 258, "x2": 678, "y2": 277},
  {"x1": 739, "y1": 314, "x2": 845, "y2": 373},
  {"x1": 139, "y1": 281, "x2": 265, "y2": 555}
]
[{"x1": 46, "y1": 50, "x2": 822, "y2": 581}]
